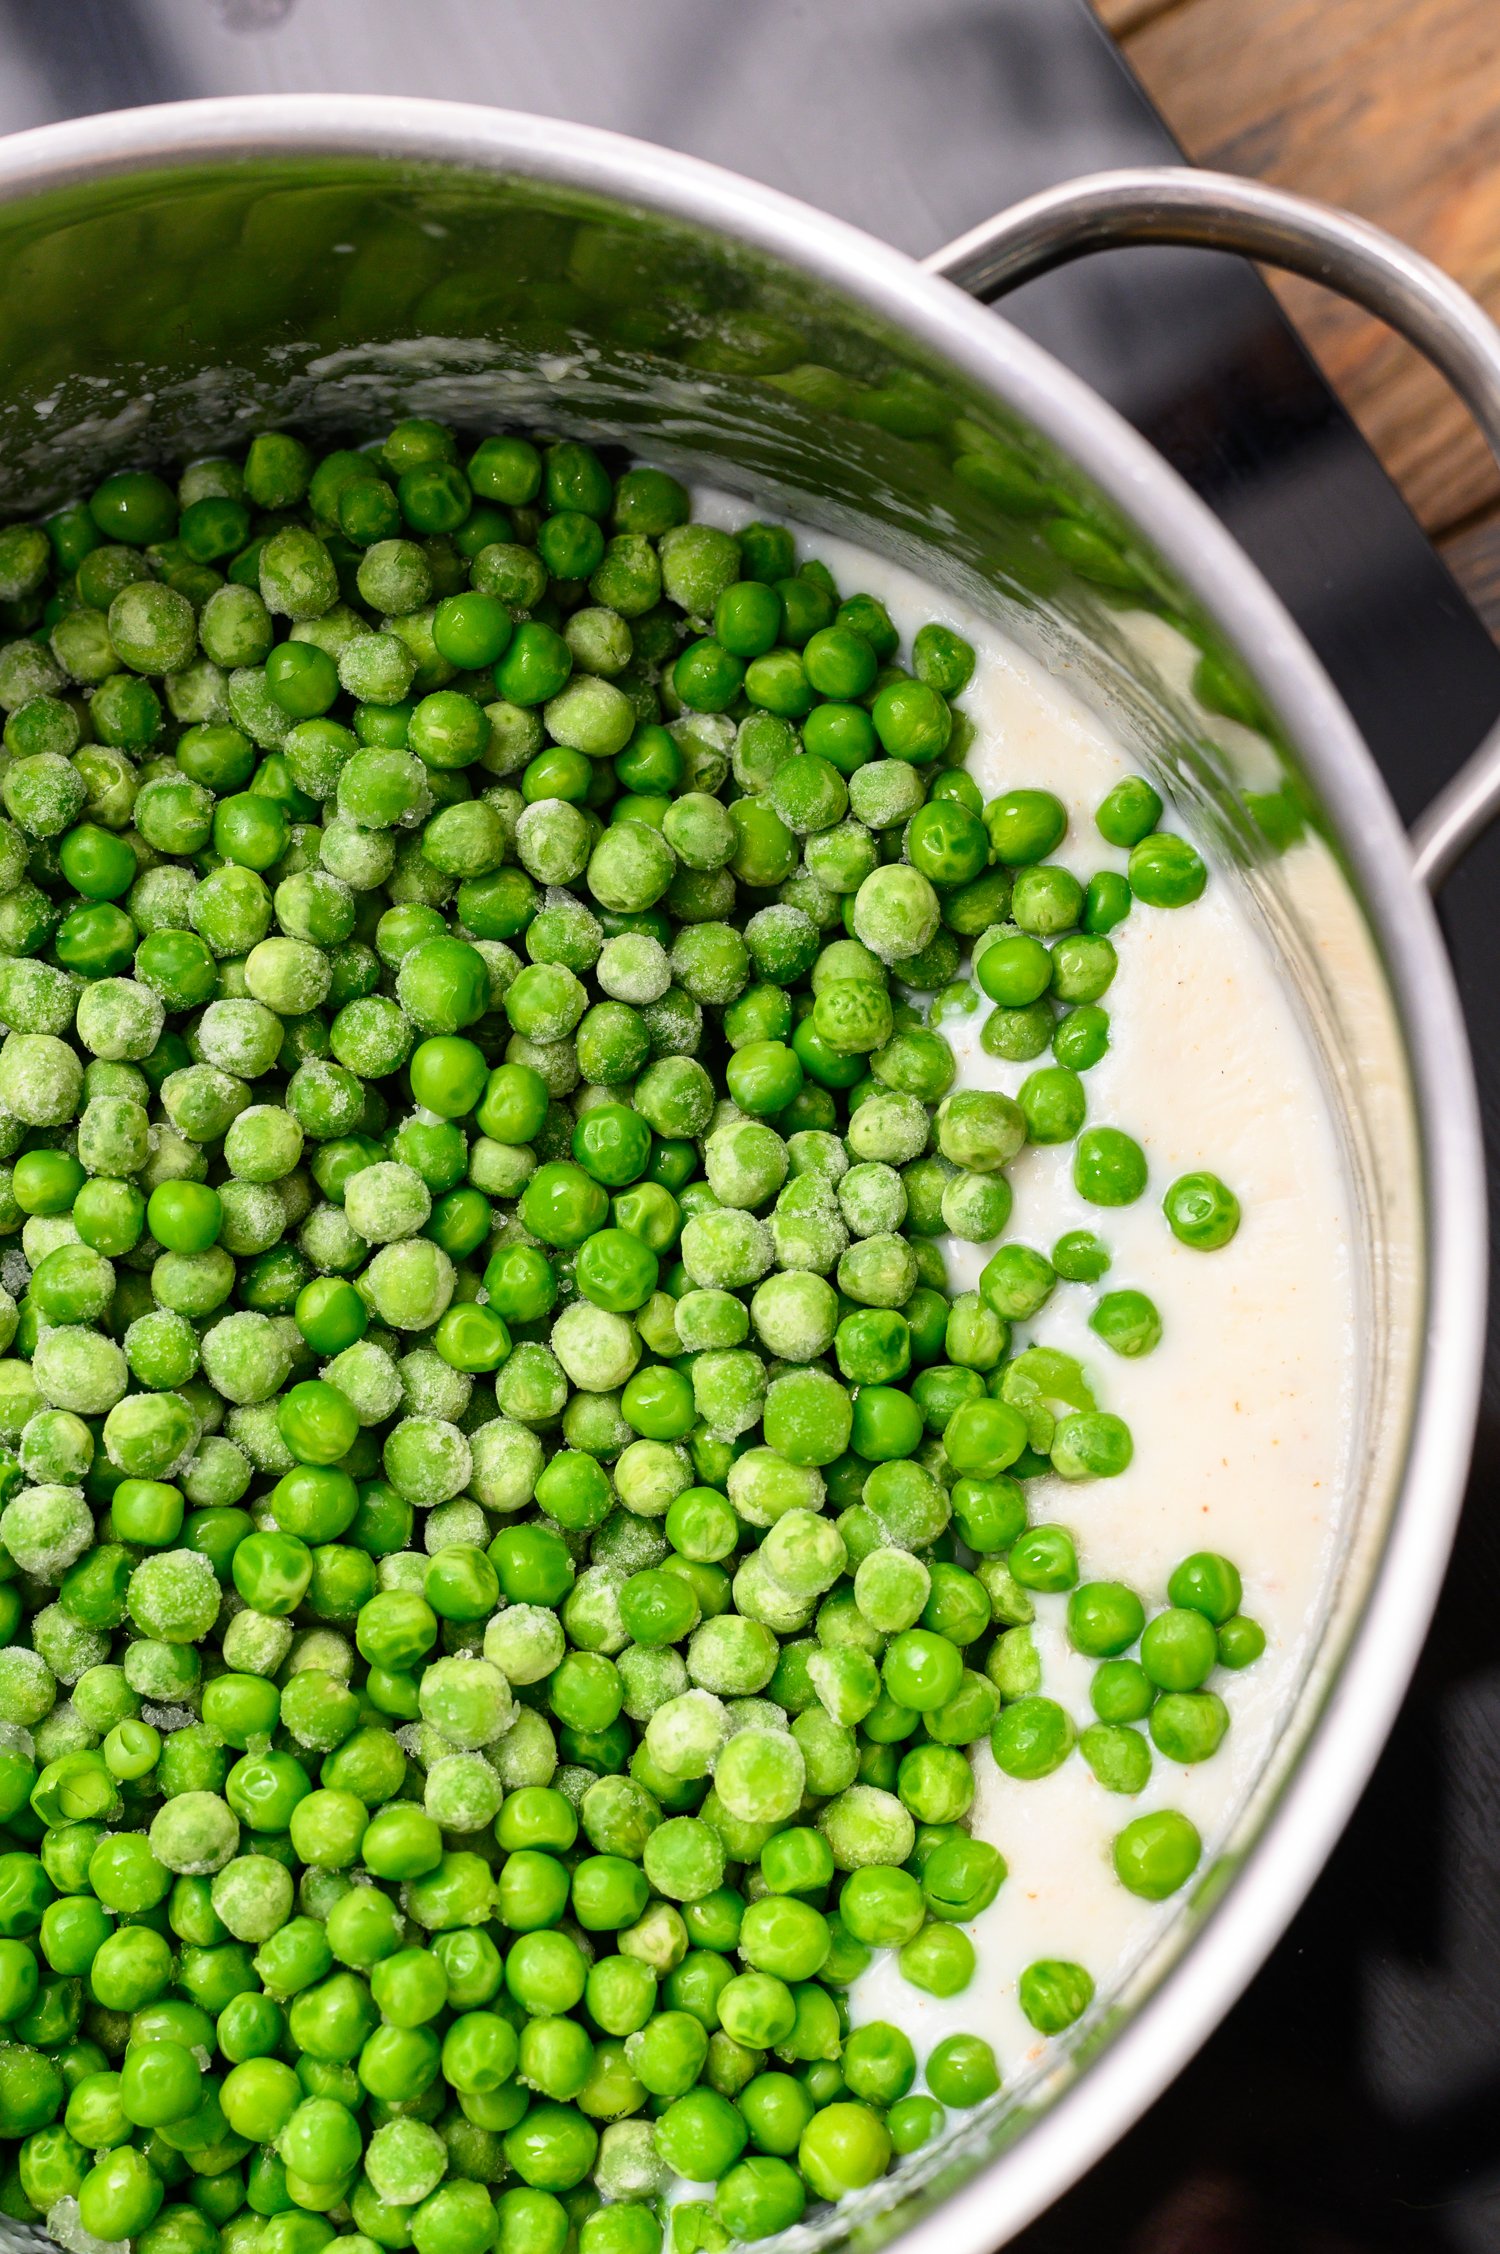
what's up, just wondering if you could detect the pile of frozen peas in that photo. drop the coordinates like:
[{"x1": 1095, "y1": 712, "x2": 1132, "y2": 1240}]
[{"x1": 0, "y1": 420, "x2": 1263, "y2": 2254}]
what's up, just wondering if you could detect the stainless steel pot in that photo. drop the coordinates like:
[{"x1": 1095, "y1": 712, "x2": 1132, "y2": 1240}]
[{"x1": 0, "y1": 95, "x2": 1491, "y2": 2254}]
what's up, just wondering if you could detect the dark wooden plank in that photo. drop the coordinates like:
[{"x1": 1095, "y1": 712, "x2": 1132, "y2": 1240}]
[{"x1": 1112, "y1": 0, "x2": 1500, "y2": 537}]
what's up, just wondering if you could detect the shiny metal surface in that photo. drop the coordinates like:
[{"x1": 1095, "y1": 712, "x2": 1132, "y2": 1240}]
[
  {"x1": 923, "y1": 164, "x2": 1500, "y2": 891},
  {"x1": 0, "y1": 94, "x2": 1479, "y2": 2254}
]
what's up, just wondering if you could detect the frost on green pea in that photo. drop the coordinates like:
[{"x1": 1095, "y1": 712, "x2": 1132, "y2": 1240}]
[
  {"x1": 198, "y1": 998, "x2": 284, "y2": 1078},
  {"x1": 225, "y1": 1401, "x2": 296, "y2": 1475},
  {"x1": 398, "y1": 1347, "x2": 471, "y2": 1423},
  {"x1": 425, "y1": 1752, "x2": 505, "y2": 1831},
  {"x1": 469, "y1": 1415, "x2": 544, "y2": 1513},
  {"x1": 613, "y1": 1439, "x2": 692, "y2": 1520},
  {"x1": 345, "y1": 1162, "x2": 431, "y2": 1245},
  {"x1": 150, "y1": 1789, "x2": 240, "y2": 1875},
  {"x1": 127, "y1": 1546, "x2": 220, "y2": 1642},
  {"x1": 363, "y1": 1238, "x2": 455, "y2": 1332},
  {"x1": 0, "y1": 1645, "x2": 56, "y2": 1725},
  {"x1": 551, "y1": 1303, "x2": 641, "y2": 1396},
  {"x1": 384, "y1": 1417, "x2": 473, "y2": 1507},
  {"x1": 0, "y1": 1033, "x2": 83, "y2": 1126},
  {"x1": 484, "y1": 1603, "x2": 565, "y2": 1684},
  {"x1": 645, "y1": 1688, "x2": 730, "y2": 1780},
  {"x1": 31, "y1": 1327, "x2": 129, "y2": 1417},
  {"x1": 0, "y1": 1483, "x2": 93, "y2": 1580},
  {"x1": 0, "y1": 957, "x2": 79, "y2": 1037},
  {"x1": 201, "y1": 1310, "x2": 294, "y2": 1406}
]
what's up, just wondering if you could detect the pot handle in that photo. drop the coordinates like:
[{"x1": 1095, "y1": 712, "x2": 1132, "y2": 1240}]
[{"x1": 923, "y1": 166, "x2": 1500, "y2": 892}]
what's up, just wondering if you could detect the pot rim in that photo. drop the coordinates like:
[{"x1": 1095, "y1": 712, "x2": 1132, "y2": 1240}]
[{"x1": 0, "y1": 92, "x2": 1483, "y2": 2247}]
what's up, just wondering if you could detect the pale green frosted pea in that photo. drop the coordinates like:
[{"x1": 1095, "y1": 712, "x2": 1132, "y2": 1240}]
[
  {"x1": 691, "y1": 1350, "x2": 767, "y2": 1441},
  {"x1": 679, "y1": 1208, "x2": 774, "y2": 1291},
  {"x1": 837, "y1": 1232, "x2": 919, "y2": 1309},
  {"x1": 345, "y1": 1163, "x2": 431, "y2": 1246},
  {"x1": 855, "y1": 1549, "x2": 931, "y2": 1633},
  {"x1": 845, "y1": 1091, "x2": 931, "y2": 1166},
  {"x1": 587, "y1": 821, "x2": 676, "y2": 915},
  {"x1": 225, "y1": 1402, "x2": 297, "y2": 1475},
  {"x1": 152, "y1": 1247, "x2": 236, "y2": 1318},
  {"x1": 686, "y1": 1614, "x2": 780, "y2": 1695},
  {"x1": 338, "y1": 630, "x2": 418, "y2": 705},
  {"x1": 221, "y1": 1608, "x2": 295, "y2": 1676},
  {"x1": 32, "y1": 1605, "x2": 108, "y2": 1685},
  {"x1": 493, "y1": 1706, "x2": 558, "y2": 1789},
  {"x1": 551, "y1": 1304, "x2": 640, "y2": 1394},
  {"x1": 364, "y1": 2118, "x2": 447, "y2": 2207},
  {"x1": 108, "y1": 579, "x2": 197, "y2": 673},
  {"x1": 543, "y1": 677, "x2": 635, "y2": 758},
  {"x1": 260, "y1": 523, "x2": 339, "y2": 620},
  {"x1": 515, "y1": 800, "x2": 591, "y2": 886},
  {"x1": 322, "y1": 1340, "x2": 403, "y2": 1426},
  {"x1": 838, "y1": 1162, "x2": 907, "y2": 1238},
  {"x1": 714, "y1": 1725, "x2": 806, "y2": 1822},
  {"x1": 200, "y1": 584, "x2": 273, "y2": 669},
  {"x1": 330, "y1": 996, "x2": 413, "y2": 1078},
  {"x1": 198, "y1": 999, "x2": 283, "y2": 1077},
  {"x1": 468, "y1": 1417, "x2": 544, "y2": 1513},
  {"x1": 245, "y1": 937, "x2": 332, "y2": 1016},
  {"x1": 818, "y1": 1784, "x2": 917, "y2": 1871},
  {"x1": 398, "y1": 1348, "x2": 470, "y2": 1424},
  {"x1": 466, "y1": 1139, "x2": 536, "y2": 1198},
  {"x1": 150, "y1": 1790, "x2": 240, "y2": 1876},
  {"x1": 31, "y1": 1328, "x2": 130, "y2": 1417},
  {"x1": 0, "y1": 958, "x2": 78, "y2": 1036},
  {"x1": 419, "y1": 1656, "x2": 512, "y2": 1749},
  {"x1": 425, "y1": 1753, "x2": 505, "y2": 1831},
  {"x1": 224, "y1": 1106, "x2": 304, "y2": 1184},
  {"x1": 852, "y1": 864, "x2": 941, "y2": 963},
  {"x1": 645, "y1": 1689, "x2": 730, "y2": 1780},
  {"x1": 0, "y1": 1483, "x2": 92, "y2": 1579},
  {"x1": 704, "y1": 1121, "x2": 788, "y2": 1211},
  {"x1": 848, "y1": 759, "x2": 926, "y2": 831},
  {"x1": 595, "y1": 2119, "x2": 667, "y2": 2205},
  {"x1": 674, "y1": 1290, "x2": 749, "y2": 1353},
  {"x1": 759, "y1": 1508, "x2": 847, "y2": 1601},
  {"x1": 0, "y1": 1647, "x2": 55, "y2": 1725},
  {"x1": 201, "y1": 1311, "x2": 294, "y2": 1406},
  {"x1": 212, "y1": 1854, "x2": 295, "y2": 1942},
  {"x1": 19, "y1": 1410, "x2": 93, "y2": 1485},
  {"x1": 384, "y1": 1417, "x2": 472, "y2": 1507},
  {"x1": 362, "y1": 1239, "x2": 455, "y2": 1332},
  {"x1": 217, "y1": 1181, "x2": 288, "y2": 1257},
  {"x1": 162, "y1": 1064, "x2": 252, "y2": 1146},
  {"x1": 749, "y1": 1272, "x2": 839, "y2": 1363},
  {"x1": 727, "y1": 1448, "x2": 825, "y2": 1529},
  {"x1": 301, "y1": 1203, "x2": 367, "y2": 1276},
  {"x1": 0, "y1": 1033, "x2": 83, "y2": 1125},
  {"x1": 321, "y1": 813, "x2": 398, "y2": 891},
  {"x1": 484, "y1": 1605, "x2": 565, "y2": 1684},
  {"x1": 180, "y1": 1436, "x2": 253, "y2": 1510},
  {"x1": 124, "y1": 1310, "x2": 200, "y2": 1390},
  {"x1": 613, "y1": 1439, "x2": 691, "y2": 1519},
  {"x1": 127, "y1": 1548, "x2": 220, "y2": 1641},
  {"x1": 74, "y1": 978, "x2": 165, "y2": 1062},
  {"x1": 596, "y1": 934, "x2": 672, "y2": 1005},
  {"x1": 78, "y1": 1095, "x2": 150, "y2": 1176}
]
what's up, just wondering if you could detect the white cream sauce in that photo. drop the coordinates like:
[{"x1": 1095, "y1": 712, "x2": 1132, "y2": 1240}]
[{"x1": 696, "y1": 497, "x2": 1358, "y2": 2098}]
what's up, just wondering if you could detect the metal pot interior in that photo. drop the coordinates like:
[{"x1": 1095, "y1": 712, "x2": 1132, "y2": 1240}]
[{"x1": 0, "y1": 121, "x2": 1438, "y2": 2251}]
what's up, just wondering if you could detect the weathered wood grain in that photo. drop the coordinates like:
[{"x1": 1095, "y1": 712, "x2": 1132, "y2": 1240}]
[{"x1": 1110, "y1": 0, "x2": 1500, "y2": 536}]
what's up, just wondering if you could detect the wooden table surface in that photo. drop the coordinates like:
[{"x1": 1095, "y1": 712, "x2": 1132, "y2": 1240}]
[{"x1": 1093, "y1": 0, "x2": 1500, "y2": 634}]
